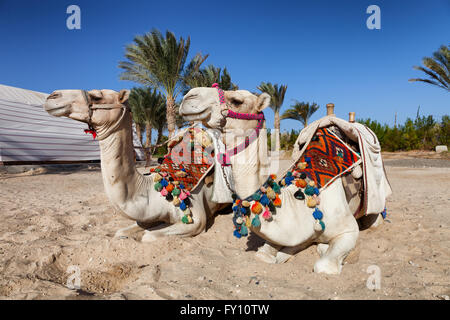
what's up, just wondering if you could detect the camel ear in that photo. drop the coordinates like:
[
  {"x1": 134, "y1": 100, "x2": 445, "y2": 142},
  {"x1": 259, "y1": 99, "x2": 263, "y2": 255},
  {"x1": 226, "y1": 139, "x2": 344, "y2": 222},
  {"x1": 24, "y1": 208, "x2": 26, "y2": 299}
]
[
  {"x1": 118, "y1": 89, "x2": 130, "y2": 104},
  {"x1": 257, "y1": 93, "x2": 271, "y2": 112},
  {"x1": 88, "y1": 90, "x2": 103, "y2": 100}
]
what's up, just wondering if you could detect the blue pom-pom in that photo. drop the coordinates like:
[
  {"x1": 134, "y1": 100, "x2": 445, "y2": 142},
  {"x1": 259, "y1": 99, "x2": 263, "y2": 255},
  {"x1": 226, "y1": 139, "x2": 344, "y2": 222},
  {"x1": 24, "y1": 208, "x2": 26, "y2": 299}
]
[
  {"x1": 314, "y1": 187, "x2": 320, "y2": 195},
  {"x1": 179, "y1": 183, "x2": 185, "y2": 189},
  {"x1": 181, "y1": 168, "x2": 186, "y2": 172},
  {"x1": 313, "y1": 208, "x2": 323, "y2": 220},
  {"x1": 233, "y1": 229, "x2": 242, "y2": 238},
  {"x1": 180, "y1": 201, "x2": 187, "y2": 210},
  {"x1": 160, "y1": 179, "x2": 168, "y2": 187},
  {"x1": 305, "y1": 157, "x2": 311, "y2": 162},
  {"x1": 381, "y1": 207, "x2": 387, "y2": 219},
  {"x1": 252, "y1": 215, "x2": 261, "y2": 227},
  {"x1": 305, "y1": 185, "x2": 315, "y2": 196},
  {"x1": 240, "y1": 207, "x2": 247, "y2": 214},
  {"x1": 232, "y1": 205, "x2": 239, "y2": 212},
  {"x1": 240, "y1": 225, "x2": 248, "y2": 236},
  {"x1": 260, "y1": 194, "x2": 270, "y2": 206}
]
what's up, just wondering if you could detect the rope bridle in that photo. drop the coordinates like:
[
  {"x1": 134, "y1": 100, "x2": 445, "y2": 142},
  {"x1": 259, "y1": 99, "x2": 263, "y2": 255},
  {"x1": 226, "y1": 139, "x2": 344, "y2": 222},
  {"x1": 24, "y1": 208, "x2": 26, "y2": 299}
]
[
  {"x1": 81, "y1": 90, "x2": 130, "y2": 140},
  {"x1": 212, "y1": 83, "x2": 265, "y2": 166}
]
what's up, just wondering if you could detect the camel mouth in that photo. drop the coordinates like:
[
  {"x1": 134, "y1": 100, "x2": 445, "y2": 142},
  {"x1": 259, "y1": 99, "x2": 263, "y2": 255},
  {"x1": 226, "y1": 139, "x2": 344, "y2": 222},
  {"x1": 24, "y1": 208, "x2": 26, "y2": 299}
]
[
  {"x1": 182, "y1": 110, "x2": 211, "y2": 121},
  {"x1": 44, "y1": 103, "x2": 71, "y2": 117},
  {"x1": 179, "y1": 104, "x2": 213, "y2": 122}
]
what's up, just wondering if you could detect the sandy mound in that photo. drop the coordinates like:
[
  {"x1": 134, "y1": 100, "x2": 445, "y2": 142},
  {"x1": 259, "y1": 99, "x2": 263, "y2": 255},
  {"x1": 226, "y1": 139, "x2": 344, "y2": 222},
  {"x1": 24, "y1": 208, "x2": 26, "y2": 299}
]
[{"x1": 0, "y1": 162, "x2": 449, "y2": 300}]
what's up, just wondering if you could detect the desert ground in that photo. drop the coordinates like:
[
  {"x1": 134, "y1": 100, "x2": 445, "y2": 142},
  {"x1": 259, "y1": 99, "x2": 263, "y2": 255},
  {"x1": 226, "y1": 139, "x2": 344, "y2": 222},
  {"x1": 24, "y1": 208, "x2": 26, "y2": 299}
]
[{"x1": 0, "y1": 153, "x2": 449, "y2": 300}]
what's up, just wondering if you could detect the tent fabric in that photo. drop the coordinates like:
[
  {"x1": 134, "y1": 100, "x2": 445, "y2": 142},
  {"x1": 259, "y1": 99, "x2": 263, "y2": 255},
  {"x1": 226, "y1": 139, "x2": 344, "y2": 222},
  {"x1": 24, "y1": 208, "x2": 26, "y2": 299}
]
[{"x1": 0, "y1": 84, "x2": 144, "y2": 163}]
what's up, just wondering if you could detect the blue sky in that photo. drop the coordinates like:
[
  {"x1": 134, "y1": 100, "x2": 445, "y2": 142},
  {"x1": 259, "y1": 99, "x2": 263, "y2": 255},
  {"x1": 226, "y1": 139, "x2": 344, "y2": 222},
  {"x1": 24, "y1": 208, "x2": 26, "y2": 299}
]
[{"x1": 0, "y1": 0, "x2": 448, "y2": 132}]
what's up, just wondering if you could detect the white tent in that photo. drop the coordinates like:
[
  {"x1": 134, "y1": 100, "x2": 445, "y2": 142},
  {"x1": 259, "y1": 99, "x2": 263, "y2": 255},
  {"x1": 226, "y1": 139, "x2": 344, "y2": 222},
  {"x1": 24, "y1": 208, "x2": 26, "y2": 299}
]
[{"x1": 0, "y1": 84, "x2": 144, "y2": 163}]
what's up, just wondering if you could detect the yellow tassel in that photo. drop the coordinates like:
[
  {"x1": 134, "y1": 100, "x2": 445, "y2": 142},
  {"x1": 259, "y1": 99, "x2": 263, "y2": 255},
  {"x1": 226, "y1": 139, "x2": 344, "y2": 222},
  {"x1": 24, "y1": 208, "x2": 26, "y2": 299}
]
[
  {"x1": 242, "y1": 200, "x2": 251, "y2": 207},
  {"x1": 153, "y1": 173, "x2": 162, "y2": 183},
  {"x1": 266, "y1": 187, "x2": 276, "y2": 200},
  {"x1": 307, "y1": 197, "x2": 317, "y2": 208},
  {"x1": 172, "y1": 196, "x2": 180, "y2": 206},
  {"x1": 246, "y1": 217, "x2": 251, "y2": 228}
]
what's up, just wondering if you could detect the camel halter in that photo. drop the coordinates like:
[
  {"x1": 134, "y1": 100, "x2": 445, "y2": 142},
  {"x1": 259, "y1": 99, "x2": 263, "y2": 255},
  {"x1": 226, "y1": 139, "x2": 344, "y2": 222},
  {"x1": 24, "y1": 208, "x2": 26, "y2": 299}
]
[
  {"x1": 81, "y1": 90, "x2": 130, "y2": 140},
  {"x1": 212, "y1": 83, "x2": 265, "y2": 166}
]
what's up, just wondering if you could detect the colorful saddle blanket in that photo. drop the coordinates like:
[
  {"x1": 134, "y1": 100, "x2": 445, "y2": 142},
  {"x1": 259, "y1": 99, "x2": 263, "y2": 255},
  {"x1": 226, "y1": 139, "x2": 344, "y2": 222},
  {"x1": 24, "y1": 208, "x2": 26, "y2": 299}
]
[
  {"x1": 294, "y1": 128, "x2": 360, "y2": 189},
  {"x1": 149, "y1": 127, "x2": 215, "y2": 192}
]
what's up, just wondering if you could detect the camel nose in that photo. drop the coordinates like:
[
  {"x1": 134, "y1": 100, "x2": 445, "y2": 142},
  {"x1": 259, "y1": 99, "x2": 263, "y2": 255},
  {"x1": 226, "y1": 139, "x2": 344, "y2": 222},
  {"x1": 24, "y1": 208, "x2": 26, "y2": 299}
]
[{"x1": 47, "y1": 92, "x2": 61, "y2": 100}]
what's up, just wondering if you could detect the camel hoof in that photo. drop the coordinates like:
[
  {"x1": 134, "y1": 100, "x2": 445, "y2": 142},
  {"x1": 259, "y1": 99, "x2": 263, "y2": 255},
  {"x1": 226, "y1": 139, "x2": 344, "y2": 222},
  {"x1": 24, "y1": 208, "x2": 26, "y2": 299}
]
[
  {"x1": 275, "y1": 251, "x2": 294, "y2": 264},
  {"x1": 255, "y1": 251, "x2": 277, "y2": 264},
  {"x1": 313, "y1": 258, "x2": 342, "y2": 275}
]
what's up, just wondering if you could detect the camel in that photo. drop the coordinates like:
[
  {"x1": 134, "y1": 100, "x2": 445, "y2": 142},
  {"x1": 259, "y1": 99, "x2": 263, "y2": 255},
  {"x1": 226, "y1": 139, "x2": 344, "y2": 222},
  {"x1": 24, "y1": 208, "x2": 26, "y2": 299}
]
[
  {"x1": 179, "y1": 86, "x2": 391, "y2": 274},
  {"x1": 43, "y1": 89, "x2": 226, "y2": 241}
]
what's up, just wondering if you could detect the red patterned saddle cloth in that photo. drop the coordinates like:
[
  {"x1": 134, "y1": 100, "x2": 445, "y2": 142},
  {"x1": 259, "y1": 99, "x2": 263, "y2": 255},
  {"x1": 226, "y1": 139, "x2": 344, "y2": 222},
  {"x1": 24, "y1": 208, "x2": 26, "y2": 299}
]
[
  {"x1": 149, "y1": 128, "x2": 215, "y2": 192},
  {"x1": 296, "y1": 128, "x2": 360, "y2": 189}
]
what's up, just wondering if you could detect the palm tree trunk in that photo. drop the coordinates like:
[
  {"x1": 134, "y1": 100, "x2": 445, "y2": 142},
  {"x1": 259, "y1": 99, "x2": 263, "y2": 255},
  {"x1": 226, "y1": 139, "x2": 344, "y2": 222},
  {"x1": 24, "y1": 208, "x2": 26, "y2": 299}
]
[
  {"x1": 274, "y1": 110, "x2": 281, "y2": 152},
  {"x1": 156, "y1": 127, "x2": 163, "y2": 145},
  {"x1": 166, "y1": 96, "x2": 176, "y2": 139},
  {"x1": 145, "y1": 121, "x2": 153, "y2": 164},
  {"x1": 135, "y1": 123, "x2": 143, "y2": 146}
]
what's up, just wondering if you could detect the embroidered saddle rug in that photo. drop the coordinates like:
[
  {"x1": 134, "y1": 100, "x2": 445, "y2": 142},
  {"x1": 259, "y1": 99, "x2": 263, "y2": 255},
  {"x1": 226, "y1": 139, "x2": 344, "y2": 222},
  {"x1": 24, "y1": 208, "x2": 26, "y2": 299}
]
[
  {"x1": 294, "y1": 127, "x2": 360, "y2": 189},
  {"x1": 149, "y1": 127, "x2": 215, "y2": 192}
]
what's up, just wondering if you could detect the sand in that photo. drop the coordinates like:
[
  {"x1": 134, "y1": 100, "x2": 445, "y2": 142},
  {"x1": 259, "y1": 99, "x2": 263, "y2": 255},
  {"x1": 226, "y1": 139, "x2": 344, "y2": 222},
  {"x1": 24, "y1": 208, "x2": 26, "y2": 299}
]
[{"x1": 0, "y1": 157, "x2": 449, "y2": 300}]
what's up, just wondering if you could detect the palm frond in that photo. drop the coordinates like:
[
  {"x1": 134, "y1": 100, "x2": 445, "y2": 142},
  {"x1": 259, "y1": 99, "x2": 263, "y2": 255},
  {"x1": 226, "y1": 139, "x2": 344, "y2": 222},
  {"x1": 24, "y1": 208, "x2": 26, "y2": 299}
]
[
  {"x1": 281, "y1": 101, "x2": 320, "y2": 127},
  {"x1": 409, "y1": 45, "x2": 450, "y2": 92}
]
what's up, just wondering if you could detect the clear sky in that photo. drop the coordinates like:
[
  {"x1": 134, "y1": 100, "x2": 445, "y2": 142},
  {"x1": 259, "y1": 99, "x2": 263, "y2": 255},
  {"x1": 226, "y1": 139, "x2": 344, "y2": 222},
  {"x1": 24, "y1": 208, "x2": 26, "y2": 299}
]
[{"x1": 0, "y1": 0, "x2": 448, "y2": 132}]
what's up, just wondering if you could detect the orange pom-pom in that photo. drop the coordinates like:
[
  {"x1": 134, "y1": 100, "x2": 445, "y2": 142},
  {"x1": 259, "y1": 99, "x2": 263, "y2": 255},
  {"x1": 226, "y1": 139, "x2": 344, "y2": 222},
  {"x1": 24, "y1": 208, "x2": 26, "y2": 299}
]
[
  {"x1": 251, "y1": 201, "x2": 263, "y2": 214},
  {"x1": 295, "y1": 179, "x2": 307, "y2": 188},
  {"x1": 273, "y1": 194, "x2": 282, "y2": 207},
  {"x1": 270, "y1": 174, "x2": 277, "y2": 180},
  {"x1": 166, "y1": 184, "x2": 174, "y2": 192}
]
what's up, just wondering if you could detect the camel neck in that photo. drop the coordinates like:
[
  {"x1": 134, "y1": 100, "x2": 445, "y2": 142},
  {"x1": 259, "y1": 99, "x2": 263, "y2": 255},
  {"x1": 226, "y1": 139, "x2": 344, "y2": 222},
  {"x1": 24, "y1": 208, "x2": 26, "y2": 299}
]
[
  {"x1": 97, "y1": 112, "x2": 147, "y2": 205},
  {"x1": 227, "y1": 127, "x2": 270, "y2": 199}
]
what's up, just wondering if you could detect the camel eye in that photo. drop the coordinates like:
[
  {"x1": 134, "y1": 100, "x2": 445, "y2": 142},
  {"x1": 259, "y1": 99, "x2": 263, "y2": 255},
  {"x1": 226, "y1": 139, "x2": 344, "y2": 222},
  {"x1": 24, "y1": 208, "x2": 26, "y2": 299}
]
[{"x1": 231, "y1": 98, "x2": 243, "y2": 105}]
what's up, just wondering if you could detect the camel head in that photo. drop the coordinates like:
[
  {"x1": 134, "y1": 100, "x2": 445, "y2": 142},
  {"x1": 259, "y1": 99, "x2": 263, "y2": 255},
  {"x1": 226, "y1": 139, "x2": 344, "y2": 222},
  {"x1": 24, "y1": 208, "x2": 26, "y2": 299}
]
[
  {"x1": 44, "y1": 89, "x2": 130, "y2": 130},
  {"x1": 179, "y1": 87, "x2": 271, "y2": 131}
]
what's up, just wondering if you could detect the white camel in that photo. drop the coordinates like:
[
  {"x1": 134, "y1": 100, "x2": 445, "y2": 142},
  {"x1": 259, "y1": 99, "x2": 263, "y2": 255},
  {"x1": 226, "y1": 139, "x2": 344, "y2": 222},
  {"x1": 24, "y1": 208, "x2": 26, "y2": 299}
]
[
  {"x1": 179, "y1": 86, "x2": 391, "y2": 274},
  {"x1": 44, "y1": 89, "x2": 226, "y2": 241}
]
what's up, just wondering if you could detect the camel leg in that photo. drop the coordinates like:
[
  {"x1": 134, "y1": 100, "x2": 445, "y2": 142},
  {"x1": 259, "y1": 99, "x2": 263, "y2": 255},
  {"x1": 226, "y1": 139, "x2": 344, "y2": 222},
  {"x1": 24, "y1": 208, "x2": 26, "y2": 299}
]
[
  {"x1": 358, "y1": 213, "x2": 384, "y2": 230},
  {"x1": 255, "y1": 242, "x2": 282, "y2": 264},
  {"x1": 114, "y1": 222, "x2": 143, "y2": 238},
  {"x1": 276, "y1": 241, "x2": 312, "y2": 263},
  {"x1": 317, "y1": 243, "x2": 329, "y2": 257},
  {"x1": 141, "y1": 220, "x2": 205, "y2": 242},
  {"x1": 313, "y1": 230, "x2": 359, "y2": 274}
]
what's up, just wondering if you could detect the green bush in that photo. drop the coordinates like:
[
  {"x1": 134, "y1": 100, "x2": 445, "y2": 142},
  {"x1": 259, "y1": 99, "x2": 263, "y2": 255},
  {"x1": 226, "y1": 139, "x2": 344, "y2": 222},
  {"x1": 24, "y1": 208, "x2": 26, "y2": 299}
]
[{"x1": 358, "y1": 114, "x2": 449, "y2": 151}]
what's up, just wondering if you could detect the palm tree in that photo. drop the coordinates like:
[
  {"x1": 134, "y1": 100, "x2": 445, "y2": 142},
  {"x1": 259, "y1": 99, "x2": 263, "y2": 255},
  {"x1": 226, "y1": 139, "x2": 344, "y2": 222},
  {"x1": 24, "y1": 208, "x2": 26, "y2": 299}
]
[
  {"x1": 409, "y1": 45, "x2": 449, "y2": 92},
  {"x1": 257, "y1": 82, "x2": 288, "y2": 151},
  {"x1": 119, "y1": 29, "x2": 208, "y2": 138},
  {"x1": 184, "y1": 65, "x2": 238, "y2": 93},
  {"x1": 129, "y1": 87, "x2": 166, "y2": 156},
  {"x1": 281, "y1": 101, "x2": 320, "y2": 128},
  {"x1": 128, "y1": 89, "x2": 146, "y2": 146}
]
